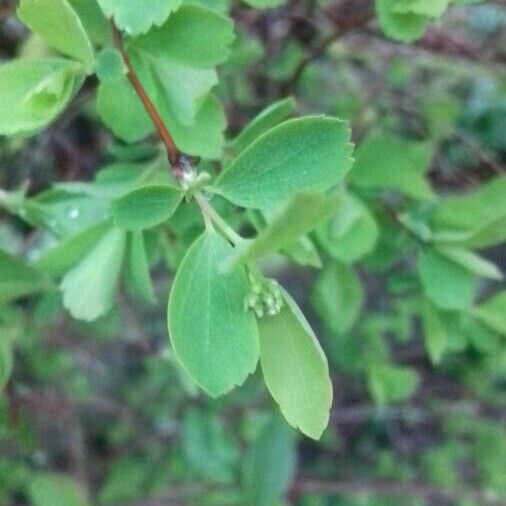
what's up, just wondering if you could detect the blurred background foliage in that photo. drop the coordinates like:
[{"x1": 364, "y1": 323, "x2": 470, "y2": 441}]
[{"x1": 0, "y1": 0, "x2": 505, "y2": 505}]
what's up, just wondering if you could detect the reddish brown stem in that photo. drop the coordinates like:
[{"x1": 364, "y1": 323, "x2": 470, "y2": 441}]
[{"x1": 110, "y1": 23, "x2": 182, "y2": 171}]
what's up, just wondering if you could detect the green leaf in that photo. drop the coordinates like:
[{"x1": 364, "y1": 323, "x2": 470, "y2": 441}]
[
  {"x1": 214, "y1": 116, "x2": 354, "y2": 209},
  {"x1": 316, "y1": 192, "x2": 379, "y2": 264},
  {"x1": 157, "y1": 93, "x2": 226, "y2": 159},
  {"x1": 417, "y1": 248, "x2": 475, "y2": 310},
  {"x1": 257, "y1": 289, "x2": 332, "y2": 439},
  {"x1": 124, "y1": 232, "x2": 156, "y2": 303},
  {"x1": 431, "y1": 175, "x2": 506, "y2": 249},
  {"x1": 127, "y1": 4, "x2": 233, "y2": 124},
  {"x1": 0, "y1": 249, "x2": 46, "y2": 304},
  {"x1": 95, "y1": 48, "x2": 124, "y2": 83},
  {"x1": 421, "y1": 301, "x2": 447, "y2": 364},
  {"x1": 61, "y1": 227, "x2": 126, "y2": 321},
  {"x1": 311, "y1": 261, "x2": 363, "y2": 335},
  {"x1": 123, "y1": 5, "x2": 232, "y2": 157},
  {"x1": 67, "y1": 0, "x2": 109, "y2": 46},
  {"x1": 168, "y1": 229, "x2": 259, "y2": 397},
  {"x1": 228, "y1": 97, "x2": 296, "y2": 156},
  {"x1": 98, "y1": 459, "x2": 148, "y2": 504},
  {"x1": 283, "y1": 235, "x2": 322, "y2": 268},
  {"x1": 96, "y1": 76, "x2": 154, "y2": 143},
  {"x1": 228, "y1": 193, "x2": 339, "y2": 268},
  {"x1": 435, "y1": 245, "x2": 502, "y2": 281},
  {"x1": 98, "y1": 0, "x2": 182, "y2": 35},
  {"x1": 394, "y1": 0, "x2": 450, "y2": 17},
  {"x1": 23, "y1": 189, "x2": 109, "y2": 237},
  {"x1": 368, "y1": 364, "x2": 419, "y2": 405},
  {"x1": 182, "y1": 408, "x2": 239, "y2": 482},
  {"x1": 111, "y1": 185, "x2": 183, "y2": 231},
  {"x1": 472, "y1": 291, "x2": 506, "y2": 336},
  {"x1": 132, "y1": 4, "x2": 234, "y2": 69},
  {"x1": 350, "y1": 132, "x2": 433, "y2": 199},
  {"x1": 0, "y1": 338, "x2": 13, "y2": 391},
  {"x1": 35, "y1": 221, "x2": 110, "y2": 277},
  {"x1": 0, "y1": 58, "x2": 82, "y2": 135},
  {"x1": 375, "y1": 0, "x2": 428, "y2": 42},
  {"x1": 28, "y1": 473, "x2": 88, "y2": 506},
  {"x1": 243, "y1": 415, "x2": 296, "y2": 505},
  {"x1": 18, "y1": 0, "x2": 94, "y2": 68}
]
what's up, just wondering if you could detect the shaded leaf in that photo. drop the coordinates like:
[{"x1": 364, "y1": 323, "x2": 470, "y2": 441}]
[
  {"x1": 28, "y1": 473, "x2": 88, "y2": 506},
  {"x1": 124, "y1": 232, "x2": 156, "y2": 303},
  {"x1": 368, "y1": 364, "x2": 419, "y2": 405},
  {"x1": 473, "y1": 291, "x2": 506, "y2": 336},
  {"x1": 111, "y1": 185, "x2": 183, "y2": 231},
  {"x1": 316, "y1": 192, "x2": 379, "y2": 264},
  {"x1": 61, "y1": 227, "x2": 126, "y2": 321},
  {"x1": 350, "y1": 132, "x2": 433, "y2": 200},
  {"x1": 243, "y1": 414, "x2": 296, "y2": 505},
  {"x1": 311, "y1": 261, "x2": 363, "y2": 334},
  {"x1": 0, "y1": 249, "x2": 46, "y2": 304},
  {"x1": 417, "y1": 248, "x2": 475, "y2": 310}
]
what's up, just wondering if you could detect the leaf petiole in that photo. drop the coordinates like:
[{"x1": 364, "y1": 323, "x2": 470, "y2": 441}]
[{"x1": 194, "y1": 192, "x2": 243, "y2": 246}]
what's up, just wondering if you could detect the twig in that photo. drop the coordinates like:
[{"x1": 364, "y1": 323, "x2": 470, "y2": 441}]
[{"x1": 110, "y1": 23, "x2": 183, "y2": 175}]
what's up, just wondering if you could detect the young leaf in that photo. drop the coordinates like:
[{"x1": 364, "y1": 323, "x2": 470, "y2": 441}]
[
  {"x1": 0, "y1": 338, "x2": 13, "y2": 391},
  {"x1": 28, "y1": 473, "x2": 89, "y2": 506},
  {"x1": 124, "y1": 232, "x2": 156, "y2": 304},
  {"x1": 168, "y1": 229, "x2": 259, "y2": 397},
  {"x1": 368, "y1": 364, "x2": 419, "y2": 405},
  {"x1": 350, "y1": 132, "x2": 433, "y2": 200},
  {"x1": 0, "y1": 249, "x2": 46, "y2": 304},
  {"x1": 316, "y1": 192, "x2": 379, "y2": 264},
  {"x1": 472, "y1": 291, "x2": 506, "y2": 336},
  {"x1": 61, "y1": 227, "x2": 126, "y2": 321},
  {"x1": 18, "y1": 0, "x2": 94, "y2": 68},
  {"x1": 311, "y1": 261, "x2": 363, "y2": 334},
  {"x1": 257, "y1": 289, "x2": 333, "y2": 439},
  {"x1": 228, "y1": 97, "x2": 296, "y2": 156},
  {"x1": 421, "y1": 300, "x2": 447, "y2": 364},
  {"x1": 111, "y1": 185, "x2": 183, "y2": 231},
  {"x1": 97, "y1": 0, "x2": 182, "y2": 36},
  {"x1": 228, "y1": 193, "x2": 339, "y2": 268},
  {"x1": 417, "y1": 248, "x2": 475, "y2": 310},
  {"x1": 243, "y1": 415, "x2": 296, "y2": 505},
  {"x1": 214, "y1": 116, "x2": 354, "y2": 209},
  {"x1": 0, "y1": 58, "x2": 82, "y2": 135}
]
